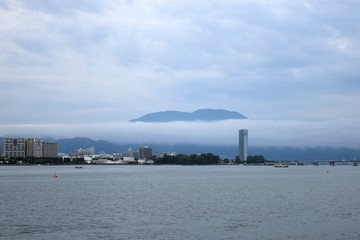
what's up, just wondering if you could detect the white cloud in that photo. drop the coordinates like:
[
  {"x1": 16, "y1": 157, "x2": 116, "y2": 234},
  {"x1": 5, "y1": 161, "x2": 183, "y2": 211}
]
[{"x1": 1, "y1": 118, "x2": 359, "y2": 148}]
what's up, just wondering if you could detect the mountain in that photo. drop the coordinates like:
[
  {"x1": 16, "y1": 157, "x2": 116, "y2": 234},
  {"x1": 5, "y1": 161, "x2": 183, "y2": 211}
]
[
  {"x1": 56, "y1": 137, "x2": 124, "y2": 154},
  {"x1": 53, "y1": 138, "x2": 360, "y2": 161},
  {"x1": 130, "y1": 109, "x2": 247, "y2": 122}
]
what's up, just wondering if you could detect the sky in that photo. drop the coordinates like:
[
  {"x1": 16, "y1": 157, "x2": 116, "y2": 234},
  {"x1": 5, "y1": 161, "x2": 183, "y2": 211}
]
[{"x1": 0, "y1": 0, "x2": 360, "y2": 148}]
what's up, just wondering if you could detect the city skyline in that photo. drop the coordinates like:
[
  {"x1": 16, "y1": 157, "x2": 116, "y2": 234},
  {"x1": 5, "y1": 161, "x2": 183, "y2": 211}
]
[
  {"x1": 2, "y1": 135, "x2": 359, "y2": 161},
  {"x1": 3, "y1": 137, "x2": 57, "y2": 158},
  {"x1": 1, "y1": 1, "x2": 359, "y2": 148}
]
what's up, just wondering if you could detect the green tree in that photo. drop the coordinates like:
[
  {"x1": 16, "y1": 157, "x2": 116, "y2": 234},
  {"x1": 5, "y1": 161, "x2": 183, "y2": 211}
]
[{"x1": 246, "y1": 155, "x2": 266, "y2": 164}]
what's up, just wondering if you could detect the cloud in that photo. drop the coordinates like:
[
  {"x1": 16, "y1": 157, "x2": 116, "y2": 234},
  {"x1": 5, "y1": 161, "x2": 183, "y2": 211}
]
[
  {"x1": 0, "y1": 0, "x2": 359, "y2": 145},
  {"x1": 1, "y1": 118, "x2": 359, "y2": 148}
]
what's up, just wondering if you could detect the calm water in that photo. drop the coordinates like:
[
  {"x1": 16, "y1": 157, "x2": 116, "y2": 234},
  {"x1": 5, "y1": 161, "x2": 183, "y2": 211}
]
[{"x1": 0, "y1": 165, "x2": 359, "y2": 240}]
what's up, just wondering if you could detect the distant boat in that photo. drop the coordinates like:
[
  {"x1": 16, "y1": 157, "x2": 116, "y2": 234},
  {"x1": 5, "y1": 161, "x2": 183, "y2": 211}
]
[
  {"x1": 53, "y1": 173, "x2": 59, "y2": 179},
  {"x1": 75, "y1": 166, "x2": 83, "y2": 169},
  {"x1": 274, "y1": 164, "x2": 289, "y2": 168}
]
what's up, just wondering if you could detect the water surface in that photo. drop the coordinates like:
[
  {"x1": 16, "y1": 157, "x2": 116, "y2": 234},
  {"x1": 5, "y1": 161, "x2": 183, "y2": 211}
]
[{"x1": 1, "y1": 165, "x2": 359, "y2": 240}]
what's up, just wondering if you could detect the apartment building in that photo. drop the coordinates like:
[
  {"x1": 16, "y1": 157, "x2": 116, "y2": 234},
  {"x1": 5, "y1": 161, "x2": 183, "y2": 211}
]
[
  {"x1": 139, "y1": 146, "x2": 153, "y2": 159},
  {"x1": 4, "y1": 138, "x2": 26, "y2": 158},
  {"x1": 43, "y1": 142, "x2": 58, "y2": 158},
  {"x1": 26, "y1": 138, "x2": 43, "y2": 158},
  {"x1": 4, "y1": 138, "x2": 57, "y2": 158}
]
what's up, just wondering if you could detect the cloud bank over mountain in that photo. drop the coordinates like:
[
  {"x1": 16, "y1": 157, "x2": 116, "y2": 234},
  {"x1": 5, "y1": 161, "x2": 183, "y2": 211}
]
[{"x1": 0, "y1": 118, "x2": 359, "y2": 148}]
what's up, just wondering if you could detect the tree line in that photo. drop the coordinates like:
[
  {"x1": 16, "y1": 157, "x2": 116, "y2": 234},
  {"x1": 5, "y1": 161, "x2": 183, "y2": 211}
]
[
  {"x1": 1, "y1": 154, "x2": 267, "y2": 165},
  {"x1": 152, "y1": 153, "x2": 220, "y2": 165},
  {"x1": 0, "y1": 156, "x2": 85, "y2": 165},
  {"x1": 235, "y1": 155, "x2": 266, "y2": 164}
]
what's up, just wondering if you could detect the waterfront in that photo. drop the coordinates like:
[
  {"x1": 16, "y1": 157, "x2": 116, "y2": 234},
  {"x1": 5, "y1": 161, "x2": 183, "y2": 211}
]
[{"x1": 0, "y1": 165, "x2": 359, "y2": 240}]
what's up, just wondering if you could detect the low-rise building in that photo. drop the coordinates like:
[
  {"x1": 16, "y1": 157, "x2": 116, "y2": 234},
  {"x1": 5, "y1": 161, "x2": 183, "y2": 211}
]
[
  {"x1": 76, "y1": 147, "x2": 95, "y2": 156},
  {"x1": 123, "y1": 156, "x2": 136, "y2": 164}
]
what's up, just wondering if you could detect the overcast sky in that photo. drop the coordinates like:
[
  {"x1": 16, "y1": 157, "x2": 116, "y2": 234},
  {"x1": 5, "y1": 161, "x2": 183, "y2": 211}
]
[{"x1": 1, "y1": 0, "x2": 359, "y2": 147}]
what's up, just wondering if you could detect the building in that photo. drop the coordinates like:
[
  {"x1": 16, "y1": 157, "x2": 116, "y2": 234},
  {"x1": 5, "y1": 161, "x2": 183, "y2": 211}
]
[
  {"x1": 122, "y1": 148, "x2": 140, "y2": 159},
  {"x1": 239, "y1": 129, "x2": 248, "y2": 162},
  {"x1": 26, "y1": 138, "x2": 43, "y2": 158},
  {"x1": 4, "y1": 138, "x2": 58, "y2": 159},
  {"x1": 139, "y1": 146, "x2": 153, "y2": 159},
  {"x1": 43, "y1": 142, "x2": 58, "y2": 158},
  {"x1": 4, "y1": 138, "x2": 26, "y2": 158},
  {"x1": 76, "y1": 147, "x2": 95, "y2": 156}
]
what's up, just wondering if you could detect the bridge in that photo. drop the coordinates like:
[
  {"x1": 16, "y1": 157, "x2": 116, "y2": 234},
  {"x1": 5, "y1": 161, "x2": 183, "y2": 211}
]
[{"x1": 312, "y1": 160, "x2": 359, "y2": 166}]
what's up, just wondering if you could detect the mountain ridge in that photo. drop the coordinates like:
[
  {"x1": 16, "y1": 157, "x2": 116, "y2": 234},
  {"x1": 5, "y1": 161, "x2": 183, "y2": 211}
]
[
  {"x1": 130, "y1": 109, "x2": 247, "y2": 122},
  {"x1": 54, "y1": 138, "x2": 360, "y2": 161}
]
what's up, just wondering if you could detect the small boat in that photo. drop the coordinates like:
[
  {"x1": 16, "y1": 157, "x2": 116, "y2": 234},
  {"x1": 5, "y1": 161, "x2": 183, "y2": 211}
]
[
  {"x1": 274, "y1": 164, "x2": 289, "y2": 168},
  {"x1": 75, "y1": 166, "x2": 83, "y2": 169}
]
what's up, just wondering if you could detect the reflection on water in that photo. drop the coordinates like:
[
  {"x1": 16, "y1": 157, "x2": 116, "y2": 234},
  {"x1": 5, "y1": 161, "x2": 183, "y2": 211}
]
[{"x1": 0, "y1": 165, "x2": 359, "y2": 240}]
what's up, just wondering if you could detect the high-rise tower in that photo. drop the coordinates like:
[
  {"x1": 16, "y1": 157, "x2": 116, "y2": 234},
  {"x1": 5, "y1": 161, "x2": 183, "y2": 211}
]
[{"x1": 239, "y1": 129, "x2": 248, "y2": 162}]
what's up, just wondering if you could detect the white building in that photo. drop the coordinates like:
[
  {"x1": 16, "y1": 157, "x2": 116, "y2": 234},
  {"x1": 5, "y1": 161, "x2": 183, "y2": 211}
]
[
  {"x1": 123, "y1": 156, "x2": 136, "y2": 164},
  {"x1": 76, "y1": 147, "x2": 95, "y2": 156}
]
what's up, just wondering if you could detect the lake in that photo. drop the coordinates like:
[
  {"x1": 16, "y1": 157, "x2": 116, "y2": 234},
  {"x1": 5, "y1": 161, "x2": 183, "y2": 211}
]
[{"x1": 0, "y1": 165, "x2": 359, "y2": 240}]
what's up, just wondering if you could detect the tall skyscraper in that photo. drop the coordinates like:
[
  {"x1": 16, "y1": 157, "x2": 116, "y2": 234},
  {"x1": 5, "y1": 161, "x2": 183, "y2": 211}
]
[{"x1": 239, "y1": 129, "x2": 248, "y2": 162}]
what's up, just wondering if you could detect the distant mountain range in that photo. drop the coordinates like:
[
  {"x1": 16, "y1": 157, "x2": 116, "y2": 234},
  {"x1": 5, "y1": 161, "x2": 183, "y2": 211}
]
[
  {"x1": 130, "y1": 109, "x2": 247, "y2": 122},
  {"x1": 53, "y1": 138, "x2": 360, "y2": 161},
  {"x1": 1, "y1": 137, "x2": 359, "y2": 161}
]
